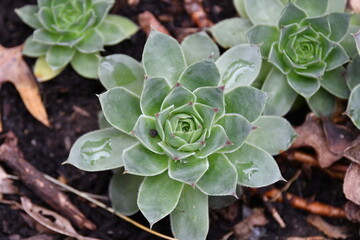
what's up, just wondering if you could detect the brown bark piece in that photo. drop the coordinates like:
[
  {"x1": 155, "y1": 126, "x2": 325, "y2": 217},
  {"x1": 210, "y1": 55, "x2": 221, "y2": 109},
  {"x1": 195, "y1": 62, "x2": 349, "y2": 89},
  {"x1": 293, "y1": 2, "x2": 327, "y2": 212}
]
[
  {"x1": 0, "y1": 131, "x2": 95, "y2": 230},
  {"x1": 138, "y1": 11, "x2": 170, "y2": 36},
  {"x1": 343, "y1": 136, "x2": 360, "y2": 165},
  {"x1": 184, "y1": 0, "x2": 213, "y2": 28},
  {"x1": 343, "y1": 163, "x2": 360, "y2": 205}
]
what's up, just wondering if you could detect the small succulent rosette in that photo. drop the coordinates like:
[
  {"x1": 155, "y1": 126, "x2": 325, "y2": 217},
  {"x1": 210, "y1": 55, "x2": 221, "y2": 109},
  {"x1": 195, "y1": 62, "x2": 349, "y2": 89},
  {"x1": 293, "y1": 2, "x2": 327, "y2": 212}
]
[
  {"x1": 210, "y1": 0, "x2": 352, "y2": 117},
  {"x1": 66, "y1": 31, "x2": 296, "y2": 240},
  {"x1": 15, "y1": 0, "x2": 138, "y2": 81}
]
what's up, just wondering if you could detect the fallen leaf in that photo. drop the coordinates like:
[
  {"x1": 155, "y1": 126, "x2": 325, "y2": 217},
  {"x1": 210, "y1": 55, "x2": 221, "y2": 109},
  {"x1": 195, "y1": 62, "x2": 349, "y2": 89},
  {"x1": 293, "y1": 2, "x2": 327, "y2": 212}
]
[
  {"x1": 0, "y1": 45, "x2": 50, "y2": 131},
  {"x1": 307, "y1": 214, "x2": 349, "y2": 239},
  {"x1": 20, "y1": 197, "x2": 99, "y2": 240},
  {"x1": 292, "y1": 114, "x2": 342, "y2": 168},
  {"x1": 0, "y1": 165, "x2": 18, "y2": 194},
  {"x1": 343, "y1": 137, "x2": 360, "y2": 165},
  {"x1": 350, "y1": 0, "x2": 360, "y2": 13},
  {"x1": 345, "y1": 201, "x2": 360, "y2": 222},
  {"x1": 343, "y1": 163, "x2": 360, "y2": 205},
  {"x1": 233, "y1": 208, "x2": 268, "y2": 240}
]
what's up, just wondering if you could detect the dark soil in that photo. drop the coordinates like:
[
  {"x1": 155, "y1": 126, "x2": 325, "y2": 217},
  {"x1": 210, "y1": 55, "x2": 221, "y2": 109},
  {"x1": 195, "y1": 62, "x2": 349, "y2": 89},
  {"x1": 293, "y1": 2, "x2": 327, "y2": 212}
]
[{"x1": 0, "y1": 0, "x2": 359, "y2": 239}]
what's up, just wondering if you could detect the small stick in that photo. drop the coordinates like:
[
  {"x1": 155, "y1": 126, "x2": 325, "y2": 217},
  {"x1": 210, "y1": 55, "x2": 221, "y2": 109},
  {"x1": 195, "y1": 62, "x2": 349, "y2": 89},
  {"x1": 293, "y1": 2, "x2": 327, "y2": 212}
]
[
  {"x1": 184, "y1": 0, "x2": 213, "y2": 28},
  {"x1": 138, "y1": 11, "x2": 170, "y2": 36},
  {"x1": 0, "y1": 132, "x2": 96, "y2": 230},
  {"x1": 265, "y1": 188, "x2": 346, "y2": 218},
  {"x1": 270, "y1": 169, "x2": 302, "y2": 202},
  {"x1": 262, "y1": 195, "x2": 286, "y2": 228}
]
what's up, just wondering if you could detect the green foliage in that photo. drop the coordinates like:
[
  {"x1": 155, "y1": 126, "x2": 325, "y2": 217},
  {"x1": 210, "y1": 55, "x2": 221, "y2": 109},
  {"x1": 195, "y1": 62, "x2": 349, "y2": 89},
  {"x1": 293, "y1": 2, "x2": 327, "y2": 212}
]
[
  {"x1": 67, "y1": 31, "x2": 296, "y2": 240},
  {"x1": 16, "y1": 0, "x2": 138, "y2": 80}
]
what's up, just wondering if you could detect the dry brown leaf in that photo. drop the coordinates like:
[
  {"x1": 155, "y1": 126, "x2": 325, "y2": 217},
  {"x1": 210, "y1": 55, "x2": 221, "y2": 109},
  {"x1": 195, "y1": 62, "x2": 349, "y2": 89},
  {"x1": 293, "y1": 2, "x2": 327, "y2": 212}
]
[
  {"x1": 20, "y1": 197, "x2": 99, "y2": 240},
  {"x1": 286, "y1": 237, "x2": 329, "y2": 240},
  {"x1": 0, "y1": 165, "x2": 18, "y2": 194},
  {"x1": 343, "y1": 163, "x2": 360, "y2": 205},
  {"x1": 345, "y1": 201, "x2": 360, "y2": 222},
  {"x1": 292, "y1": 114, "x2": 342, "y2": 168},
  {"x1": 307, "y1": 215, "x2": 349, "y2": 239},
  {"x1": 233, "y1": 208, "x2": 268, "y2": 240},
  {"x1": 343, "y1": 137, "x2": 360, "y2": 165},
  {"x1": 350, "y1": 0, "x2": 360, "y2": 13},
  {"x1": 0, "y1": 45, "x2": 50, "y2": 131}
]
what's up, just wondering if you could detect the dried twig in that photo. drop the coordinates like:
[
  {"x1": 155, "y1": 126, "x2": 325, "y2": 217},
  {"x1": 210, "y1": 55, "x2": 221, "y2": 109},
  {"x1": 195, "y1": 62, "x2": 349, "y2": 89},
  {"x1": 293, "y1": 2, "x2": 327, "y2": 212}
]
[
  {"x1": 138, "y1": 11, "x2": 170, "y2": 36},
  {"x1": 184, "y1": 0, "x2": 213, "y2": 28},
  {"x1": 262, "y1": 195, "x2": 286, "y2": 228},
  {"x1": 270, "y1": 169, "x2": 302, "y2": 202}
]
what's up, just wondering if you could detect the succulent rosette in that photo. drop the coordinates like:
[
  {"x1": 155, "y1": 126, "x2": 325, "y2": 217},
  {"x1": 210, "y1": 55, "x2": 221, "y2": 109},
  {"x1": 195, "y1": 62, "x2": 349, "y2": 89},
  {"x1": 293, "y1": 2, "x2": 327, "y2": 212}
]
[
  {"x1": 66, "y1": 31, "x2": 296, "y2": 240},
  {"x1": 211, "y1": 0, "x2": 351, "y2": 117},
  {"x1": 15, "y1": 0, "x2": 138, "y2": 80}
]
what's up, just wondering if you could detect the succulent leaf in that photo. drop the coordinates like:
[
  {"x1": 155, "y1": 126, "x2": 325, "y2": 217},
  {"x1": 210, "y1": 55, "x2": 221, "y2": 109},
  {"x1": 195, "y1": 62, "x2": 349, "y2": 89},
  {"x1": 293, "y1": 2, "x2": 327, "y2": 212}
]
[
  {"x1": 168, "y1": 156, "x2": 209, "y2": 185},
  {"x1": 295, "y1": 0, "x2": 328, "y2": 17},
  {"x1": 15, "y1": 5, "x2": 42, "y2": 29},
  {"x1": 70, "y1": 51, "x2": 100, "y2": 79},
  {"x1": 46, "y1": 45, "x2": 75, "y2": 70},
  {"x1": 246, "y1": 25, "x2": 279, "y2": 56},
  {"x1": 321, "y1": 67, "x2": 349, "y2": 99},
  {"x1": 161, "y1": 85, "x2": 195, "y2": 110},
  {"x1": 346, "y1": 55, "x2": 360, "y2": 90},
  {"x1": 346, "y1": 85, "x2": 360, "y2": 129},
  {"x1": 244, "y1": 0, "x2": 284, "y2": 26},
  {"x1": 307, "y1": 87, "x2": 336, "y2": 116},
  {"x1": 278, "y1": 3, "x2": 307, "y2": 27},
  {"x1": 141, "y1": 77, "x2": 171, "y2": 116},
  {"x1": 287, "y1": 71, "x2": 321, "y2": 98},
  {"x1": 23, "y1": 36, "x2": 49, "y2": 57}
]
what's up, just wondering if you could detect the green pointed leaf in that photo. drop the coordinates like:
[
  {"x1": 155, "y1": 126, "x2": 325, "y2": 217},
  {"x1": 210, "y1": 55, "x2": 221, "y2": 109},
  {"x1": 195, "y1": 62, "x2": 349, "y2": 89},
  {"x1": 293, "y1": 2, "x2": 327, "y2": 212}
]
[
  {"x1": 328, "y1": 13, "x2": 350, "y2": 42},
  {"x1": 346, "y1": 85, "x2": 360, "y2": 129},
  {"x1": 301, "y1": 16, "x2": 330, "y2": 36},
  {"x1": 194, "y1": 103, "x2": 217, "y2": 135},
  {"x1": 294, "y1": 0, "x2": 327, "y2": 17},
  {"x1": 355, "y1": 31, "x2": 360, "y2": 55},
  {"x1": 246, "y1": 25, "x2": 279, "y2": 57},
  {"x1": 227, "y1": 143, "x2": 283, "y2": 187},
  {"x1": 307, "y1": 87, "x2": 336, "y2": 117},
  {"x1": 197, "y1": 153, "x2": 237, "y2": 196},
  {"x1": 15, "y1": 5, "x2": 41, "y2": 29},
  {"x1": 216, "y1": 44, "x2": 262, "y2": 92},
  {"x1": 141, "y1": 77, "x2": 171, "y2": 116},
  {"x1": 179, "y1": 59, "x2": 220, "y2": 91},
  {"x1": 143, "y1": 31, "x2": 186, "y2": 86},
  {"x1": 158, "y1": 142, "x2": 195, "y2": 160},
  {"x1": 210, "y1": 18, "x2": 252, "y2": 48},
  {"x1": 287, "y1": 71, "x2": 320, "y2": 98},
  {"x1": 45, "y1": 46, "x2": 75, "y2": 71},
  {"x1": 169, "y1": 156, "x2": 208, "y2": 185},
  {"x1": 181, "y1": 31, "x2": 220, "y2": 65},
  {"x1": 76, "y1": 29, "x2": 104, "y2": 53},
  {"x1": 294, "y1": 62, "x2": 327, "y2": 79},
  {"x1": 123, "y1": 144, "x2": 168, "y2": 176},
  {"x1": 246, "y1": 116, "x2": 296, "y2": 155},
  {"x1": 196, "y1": 125, "x2": 229, "y2": 158},
  {"x1": 225, "y1": 86, "x2": 268, "y2": 122},
  {"x1": 33, "y1": 29, "x2": 60, "y2": 45},
  {"x1": 23, "y1": 36, "x2": 49, "y2": 57},
  {"x1": 132, "y1": 115, "x2": 163, "y2": 154},
  {"x1": 346, "y1": 55, "x2": 360, "y2": 90},
  {"x1": 109, "y1": 171, "x2": 143, "y2": 215},
  {"x1": 217, "y1": 114, "x2": 253, "y2": 153},
  {"x1": 37, "y1": 0, "x2": 50, "y2": 7},
  {"x1": 193, "y1": 86, "x2": 224, "y2": 119},
  {"x1": 99, "y1": 87, "x2": 141, "y2": 133},
  {"x1": 37, "y1": 7, "x2": 55, "y2": 31},
  {"x1": 138, "y1": 172, "x2": 184, "y2": 226},
  {"x1": 98, "y1": 14, "x2": 138, "y2": 45},
  {"x1": 326, "y1": 0, "x2": 346, "y2": 13},
  {"x1": 321, "y1": 67, "x2": 349, "y2": 99},
  {"x1": 57, "y1": 32, "x2": 84, "y2": 47},
  {"x1": 71, "y1": 52, "x2": 100, "y2": 79},
  {"x1": 233, "y1": 0, "x2": 248, "y2": 18},
  {"x1": 262, "y1": 68, "x2": 297, "y2": 116},
  {"x1": 34, "y1": 56, "x2": 64, "y2": 82},
  {"x1": 325, "y1": 44, "x2": 349, "y2": 71},
  {"x1": 66, "y1": 128, "x2": 137, "y2": 171},
  {"x1": 98, "y1": 111, "x2": 112, "y2": 129},
  {"x1": 170, "y1": 185, "x2": 209, "y2": 240},
  {"x1": 155, "y1": 106, "x2": 174, "y2": 140},
  {"x1": 278, "y1": 3, "x2": 307, "y2": 27},
  {"x1": 269, "y1": 43, "x2": 291, "y2": 74},
  {"x1": 93, "y1": 1, "x2": 113, "y2": 26},
  {"x1": 244, "y1": 0, "x2": 284, "y2": 26},
  {"x1": 99, "y1": 54, "x2": 145, "y2": 95},
  {"x1": 161, "y1": 84, "x2": 195, "y2": 110}
]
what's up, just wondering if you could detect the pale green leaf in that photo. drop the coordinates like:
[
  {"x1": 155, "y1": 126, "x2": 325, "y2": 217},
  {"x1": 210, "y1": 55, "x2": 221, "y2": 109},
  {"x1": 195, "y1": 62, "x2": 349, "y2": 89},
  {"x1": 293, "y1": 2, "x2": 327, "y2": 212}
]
[
  {"x1": 143, "y1": 31, "x2": 186, "y2": 86},
  {"x1": 233, "y1": 0, "x2": 248, "y2": 18},
  {"x1": 307, "y1": 87, "x2": 336, "y2": 117},
  {"x1": 37, "y1": 7, "x2": 55, "y2": 31},
  {"x1": 346, "y1": 55, "x2": 360, "y2": 90},
  {"x1": 294, "y1": 0, "x2": 327, "y2": 17},
  {"x1": 98, "y1": 111, "x2": 112, "y2": 129},
  {"x1": 346, "y1": 85, "x2": 360, "y2": 129},
  {"x1": 321, "y1": 67, "x2": 349, "y2": 99},
  {"x1": 268, "y1": 43, "x2": 291, "y2": 74},
  {"x1": 196, "y1": 125, "x2": 229, "y2": 158},
  {"x1": 33, "y1": 29, "x2": 60, "y2": 45},
  {"x1": 328, "y1": 13, "x2": 350, "y2": 42},
  {"x1": 325, "y1": 44, "x2": 349, "y2": 71},
  {"x1": 342, "y1": 26, "x2": 360, "y2": 58},
  {"x1": 46, "y1": 45, "x2": 75, "y2": 70},
  {"x1": 170, "y1": 185, "x2": 209, "y2": 240},
  {"x1": 227, "y1": 143, "x2": 283, "y2": 187},
  {"x1": 158, "y1": 142, "x2": 195, "y2": 160},
  {"x1": 93, "y1": 1, "x2": 113, "y2": 26},
  {"x1": 245, "y1": 0, "x2": 284, "y2": 26},
  {"x1": 246, "y1": 25, "x2": 279, "y2": 57},
  {"x1": 99, "y1": 54, "x2": 145, "y2": 95},
  {"x1": 278, "y1": 3, "x2": 307, "y2": 27},
  {"x1": 65, "y1": 128, "x2": 137, "y2": 171},
  {"x1": 109, "y1": 170, "x2": 143, "y2": 215},
  {"x1": 141, "y1": 77, "x2": 171, "y2": 116},
  {"x1": 193, "y1": 86, "x2": 224, "y2": 119},
  {"x1": 287, "y1": 71, "x2": 320, "y2": 99},
  {"x1": 326, "y1": 0, "x2": 347, "y2": 13},
  {"x1": 23, "y1": 36, "x2": 49, "y2": 57},
  {"x1": 71, "y1": 52, "x2": 100, "y2": 79},
  {"x1": 138, "y1": 172, "x2": 184, "y2": 226},
  {"x1": 34, "y1": 56, "x2": 64, "y2": 82},
  {"x1": 15, "y1": 5, "x2": 41, "y2": 29},
  {"x1": 76, "y1": 29, "x2": 104, "y2": 53},
  {"x1": 355, "y1": 31, "x2": 360, "y2": 55},
  {"x1": 168, "y1": 156, "x2": 209, "y2": 185},
  {"x1": 161, "y1": 85, "x2": 195, "y2": 110}
]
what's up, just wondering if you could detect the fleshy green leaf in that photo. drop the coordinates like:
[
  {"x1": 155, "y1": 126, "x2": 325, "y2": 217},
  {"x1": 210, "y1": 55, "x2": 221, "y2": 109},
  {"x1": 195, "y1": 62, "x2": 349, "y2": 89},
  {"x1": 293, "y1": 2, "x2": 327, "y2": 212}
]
[
  {"x1": 227, "y1": 143, "x2": 283, "y2": 187},
  {"x1": 278, "y1": 3, "x2": 307, "y2": 27},
  {"x1": 346, "y1": 85, "x2": 360, "y2": 129},
  {"x1": 346, "y1": 55, "x2": 360, "y2": 90},
  {"x1": 321, "y1": 67, "x2": 349, "y2": 99},
  {"x1": 341, "y1": 26, "x2": 360, "y2": 58},
  {"x1": 132, "y1": 115, "x2": 163, "y2": 154},
  {"x1": 355, "y1": 31, "x2": 360, "y2": 55},
  {"x1": 262, "y1": 68, "x2": 297, "y2": 116},
  {"x1": 216, "y1": 44, "x2": 262, "y2": 92},
  {"x1": 98, "y1": 54, "x2": 145, "y2": 95},
  {"x1": 37, "y1": 7, "x2": 56, "y2": 31},
  {"x1": 196, "y1": 125, "x2": 229, "y2": 158},
  {"x1": 217, "y1": 114, "x2": 253, "y2": 153},
  {"x1": 93, "y1": 1, "x2": 113, "y2": 26},
  {"x1": 109, "y1": 170, "x2": 143, "y2": 215},
  {"x1": 76, "y1": 29, "x2": 104, "y2": 53},
  {"x1": 158, "y1": 142, "x2": 195, "y2": 160},
  {"x1": 244, "y1": 0, "x2": 284, "y2": 26},
  {"x1": 98, "y1": 111, "x2": 112, "y2": 129},
  {"x1": 138, "y1": 172, "x2": 184, "y2": 226},
  {"x1": 307, "y1": 87, "x2": 336, "y2": 117},
  {"x1": 246, "y1": 25, "x2": 279, "y2": 57},
  {"x1": 168, "y1": 156, "x2": 209, "y2": 185},
  {"x1": 181, "y1": 31, "x2": 220, "y2": 65},
  {"x1": 328, "y1": 13, "x2": 350, "y2": 42},
  {"x1": 98, "y1": 14, "x2": 138, "y2": 45},
  {"x1": 325, "y1": 44, "x2": 349, "y2": 71},
  {"x1": 65, "y1": 128, "x2": 137, "y2": 171},
  {"x1": 287, "y1": 71, "x2": 320, "y2": 98},
  {"x1": 71, "y1": 52, "x2": 100, "y2": 79},
  {"x1": 294, "y1": 0, "x2": 327, "y2": 17},
  {"x1": 15, "y1": 5, "x2": 41, "y2": 29},
  {"x1": 34, "y1": 56, "x2": 64, "y2": 82},
  {"x1": 45, "y1": 46, "x2": 75, "y2": 71},
  {"x1": 141, "y1": 77, "x2": 171, "y2": 116},
  {"x1": 233, "y1": 0, "x2": 248, "y2": 18},
  {"x1": 123, "y1": 144, "x2": 168, "y2": 176},
  {"x1": 37, "y1": 0, "x2": 50, "y2": 7},
  {"x1": 22, "y1": 36, "x2": 49, "y2": 57},
  {"x1": 326, "y1": 0, "x2": 347, "y2": 13},
  {"x1": 210, "y1": 18, "x2": 252, "y2": 48},
  {"x1": 193, "y1": 86, "x2": 224, "y2": 119},
  {"x1": 143, "y1": 31, "x2": 186, "y2": 86},
  {"x1": 161, "y1": 84, "x2": 195, "y2": 110},
  {"x1": 170, "y1": 185, "x2": 209, "y2": 240},
  {"x1": 268, "y1": 43, "x2": 291, "y2": 74},
  {"x1": 33, "y1": 29, "x2": 60, "y2": 45},
  {"x1": 179, "y1": 59, "x2": 220, "y2": 91},
  {"x1": 225, "y1": 86, "x2": 268, "y2": 122},
  {"x1": 197, "y1": 153, "x2": 237, "y2": 196},
  {"x1": 301, "y1": 16, "x2": 330, "y2": 36},
  {"x1": 99, "y1": 87, "x2": 141, "y2": 133},
  {"x1": 246, "y1": 116, "x2": 297, "y2": 155}
]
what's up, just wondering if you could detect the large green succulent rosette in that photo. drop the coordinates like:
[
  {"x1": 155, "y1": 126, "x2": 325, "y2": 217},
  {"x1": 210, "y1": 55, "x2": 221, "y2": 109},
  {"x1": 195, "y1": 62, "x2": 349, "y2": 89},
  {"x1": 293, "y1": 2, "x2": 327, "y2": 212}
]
[
  {"x1": 66, "y1": 31, "x2": 296, "y2": 240},
  {"x1": 15, "y1": 0, "x2": 138, "y2": 80},
  {"x1": 211, "y1": 0, "x2": 351, "y2": 117}
]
